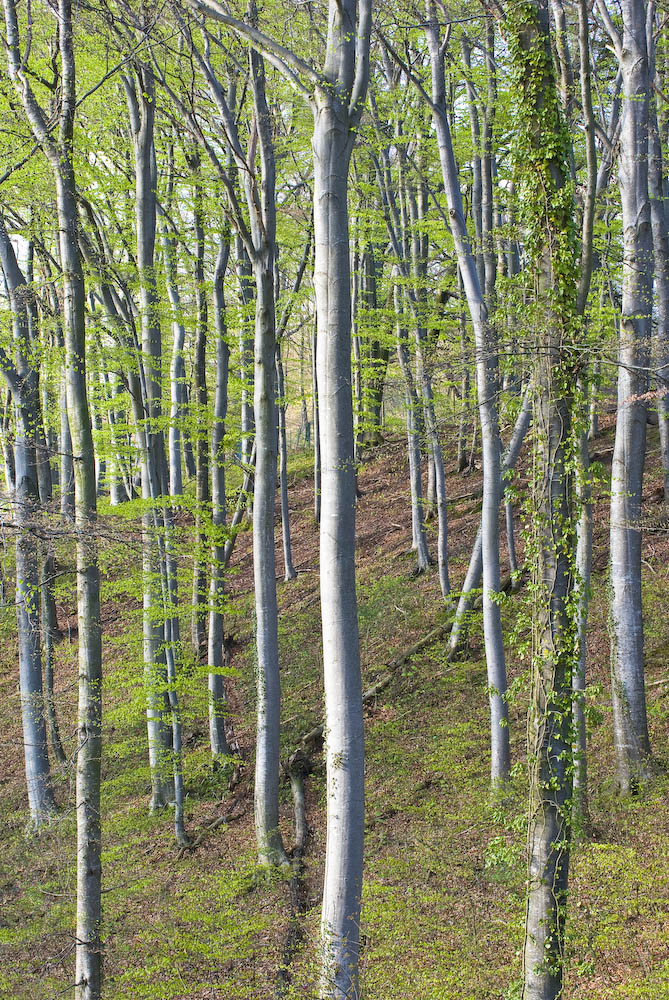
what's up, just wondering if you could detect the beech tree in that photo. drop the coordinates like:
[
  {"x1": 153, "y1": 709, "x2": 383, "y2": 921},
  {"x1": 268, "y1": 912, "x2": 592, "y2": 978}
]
[
  {"x1": 1, "y1": 1, "x2": 667, "y2": 997},
  {"x1": 2, "y1": 1, "x2": 104, "y2": 993}
]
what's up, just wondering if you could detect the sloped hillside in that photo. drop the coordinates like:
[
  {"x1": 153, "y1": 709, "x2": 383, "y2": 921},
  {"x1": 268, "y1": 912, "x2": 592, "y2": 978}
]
[{"x1": 0, "y1": 422, "x2": 667, "y2": 1000}]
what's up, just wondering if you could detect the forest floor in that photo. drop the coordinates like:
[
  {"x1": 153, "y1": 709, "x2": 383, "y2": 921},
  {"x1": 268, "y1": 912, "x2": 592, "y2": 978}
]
[{"x1": 0, "y1": 412, "x2": 668, "y2": 1000}]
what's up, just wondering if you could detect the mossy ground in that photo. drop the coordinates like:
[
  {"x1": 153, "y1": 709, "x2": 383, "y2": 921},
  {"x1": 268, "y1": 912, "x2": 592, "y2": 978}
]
[{"x1": 0, "y1": 418, "x2": 667, "y2": 999}]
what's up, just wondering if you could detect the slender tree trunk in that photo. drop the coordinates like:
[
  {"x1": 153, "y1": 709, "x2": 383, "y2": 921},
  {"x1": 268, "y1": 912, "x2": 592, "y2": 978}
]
[
  {"x1": 161, "y1": 221, "x2": 187, "y2": 498},
  {"x1": 191, "y1": 163, "x2": 210, "y2": 655},
  {"x1": 237, "y1": 236, "x2": 255, "y2": 473},
  {"x1": 573, "y1": 421, "x2": 591, "y2": 827},
  {"x1": 648, "y1": 6, "x2": 669, "y2": 505},
  {"x1": 395, "y1": 283, "x2": 430, "y2": 572},
  {"x1": 15, "y1": 419, "x2": 56, "y2": 825},
  {"x1": 40, "y1": 545, "x2": 66, "y2": 765},
  {"x1": 449, "y1": 390, "x2": 532, "y2": 653},
  {"x1": 312, "y1": 324, "x2": 321, "y2": 525},
  {"x1": 54, "y1": 16, "x2": 103, "y2": 988},
  {"x1": 207, "y1": 235, "x2": 231, "y2": 762},
  {"x1": 416, "y1": 338, "x2": 450, "y2": 597},
  {"x1": 252, "y1": 254, "x2": 286, "y2": 866},
  {"x1": 426, "y1": 10, "x2": 509, "y2": 778},
  {"x1": 602, "y1": 0, "x2": 653, "y2": 790},
  {"x1": 313, "y1": 102, "x2": 364, "y2": 1000},
  {"x1": 60, "y1": 369, "x2": 75, "y2": 519},
  {"x1": 457, "y1": 273, "x2": 471, "y2": 473},
  {"x1": 124, "y1": 66, "x2": 178, "y2": 811},
  {"x1": 276, "y1": 343, "x2": 297, "y2": 580},
  {"x1": 0, "y1": 215, "x2": 58, "y2": 819}
]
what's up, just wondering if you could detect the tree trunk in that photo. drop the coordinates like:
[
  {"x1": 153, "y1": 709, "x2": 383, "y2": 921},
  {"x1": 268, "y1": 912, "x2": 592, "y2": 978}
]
[
  {"x1": 395, "y1": 283, "x2": 430, "y2": 572},
  {"x1": 15, "y1": 417, "x2": 56, "y2": 825},
  {"x1": 191, "y1": 163, "x2": 210, "y2": 656},
  {"x1": 60, "y1": 370, "x2": 75, "y2": 519},
  {"x1": 276, "y1": 342, "x2": 297, "y2": 580},
  {"x1": 426, "y1": 9, "x2": 509, "y2": 778},
  {"x1": 648, "y1": 5, "x2": 669, "y2": 506},
  {"x1": 603, "y1": 0, "x2": 653, "y2": 790},
  {"x1": 162, "y1": 221, "x2": 187, "y2": 498},
  {"x1": 252, "y1": 255, "x2": 287, "y2": 866},
  {"x1": 0, "y1": 214, "x2": 57, "y2": 820},
  {"x1": 312, "y1": 324, "x2": 321, "y2": 525},
  {"x1": 313, "y1": 100, "x2": 364, "y2": 1000},
  {"x1": 505, "y1": 2, "x2": 579, "y2": 995},
  {"x1": 208, "y1": 235, "x2": 231, "y2": 762}
]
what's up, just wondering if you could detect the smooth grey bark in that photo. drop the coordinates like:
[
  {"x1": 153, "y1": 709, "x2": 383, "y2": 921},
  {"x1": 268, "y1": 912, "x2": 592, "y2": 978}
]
[
  {"x1": 1, "y1": 393, "x2": 15, "y2": 495},
  {"x1": 191, "y1": 0, "x2": 370, "y2": 989},
  {"x1": 59, "y1": 370, "x2": 75, "y2": 519},
  {"x1": 190, "y1": 160, "x2": 210, "y2": 655},
  {"x1": 572, "y1": 0, "x2": 599, "y2": 827},
  {"x1": 312, "y1": 323, "x2": 321, "y2": 525},
  {"x1": 276, "y1": 343, "x2": 296, "y2": 581},
  {"x1": 208, "y1": 235, "x2": 231, "y2": 761},
  {"x1": 599, "y1": 0, "x2": 653, "y2": 790},
  {"x1": 461, "y1": 35, "x2": 484, "y2": 286},
  {"x1": 181, "y1": 21, "x2": 288, "y2": 864},
  {"x1": 13, "y1": 397, "x2": 56, "y2": 823},
  {"x1": 251, "y1": 253, "x2": 286, "y2": 866},
  {"x1": 237, "y1": 236, "x2": 256, "y2": 472},
  {"x1": 160, "y1": 211, "x2": 187, "y2": 499},
  {"x1": 426, "y1": 447, "x2": 436, "y2": 515},
  {"x1": 456, "y1": 272, "x2": 471, "y2": 473},
  {"x1": 448, "y1": 389, "x2": 532, "y2": 655},
  {"x1": 405, "y1": 171, "x2": 450, "y2": 597},
  {"x1": 312, "y1": 118, "x2": 365, "y2": 1000},
  {"x1": 370, "y1": 136, "x2": 441, "y2": 583},
  {"x1": 123, "y1": 64, "x2": 179, "y2": 814},
  {"x1": 15, "y1": 429, "x2": 57, "y2": 824},
  {"x1": 245, "y1": 45, "x2": 288, "y2": 868},
  {"x1": 648, "y1": 4, "x2": 669, "y2": 506},
  {"x1": 394, "y1": 281, "x2": 430, "y2": 572},
  {"x1": 100, "y1": 372, "x2": 132, "y2": 505},
  {"x1": 40, "y1": 543, "x2": 66, "y2": 765},
  {"x1": 310, "y1": 9, "x2": 371, "y2": 989},
  {"x1": 352, "y1": 248, "x2": 363, "y2": 462},
  {"x1": 573, "y1": 423, "x2": 591, "y2": 824},
  {"x1": 0, "y1": 218, "x2": 57, "y2": 821},
  {"x1": 3, "y1": 0, "x2": 105, "y2": 990},
  {"x1": 425, "y1": 9, "x2": 509, "y2": 779},
  {"x1": 274, "y1": 228, "x2": 310, "y2": 584}
]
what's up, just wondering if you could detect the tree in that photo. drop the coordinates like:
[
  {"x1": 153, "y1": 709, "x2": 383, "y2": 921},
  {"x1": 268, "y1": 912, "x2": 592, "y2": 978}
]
[
  {"x1": 598, "y1": 0, "x2": 654, "y2": 791},
  {"x1": 2, "y1": 0, "x2": 104, "y2": 992}
]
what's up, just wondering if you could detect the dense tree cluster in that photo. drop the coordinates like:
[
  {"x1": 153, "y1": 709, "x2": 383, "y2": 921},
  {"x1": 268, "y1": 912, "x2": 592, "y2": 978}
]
[{"x1": 0, "y1": 0, "x2": 666, "y2": 997}]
